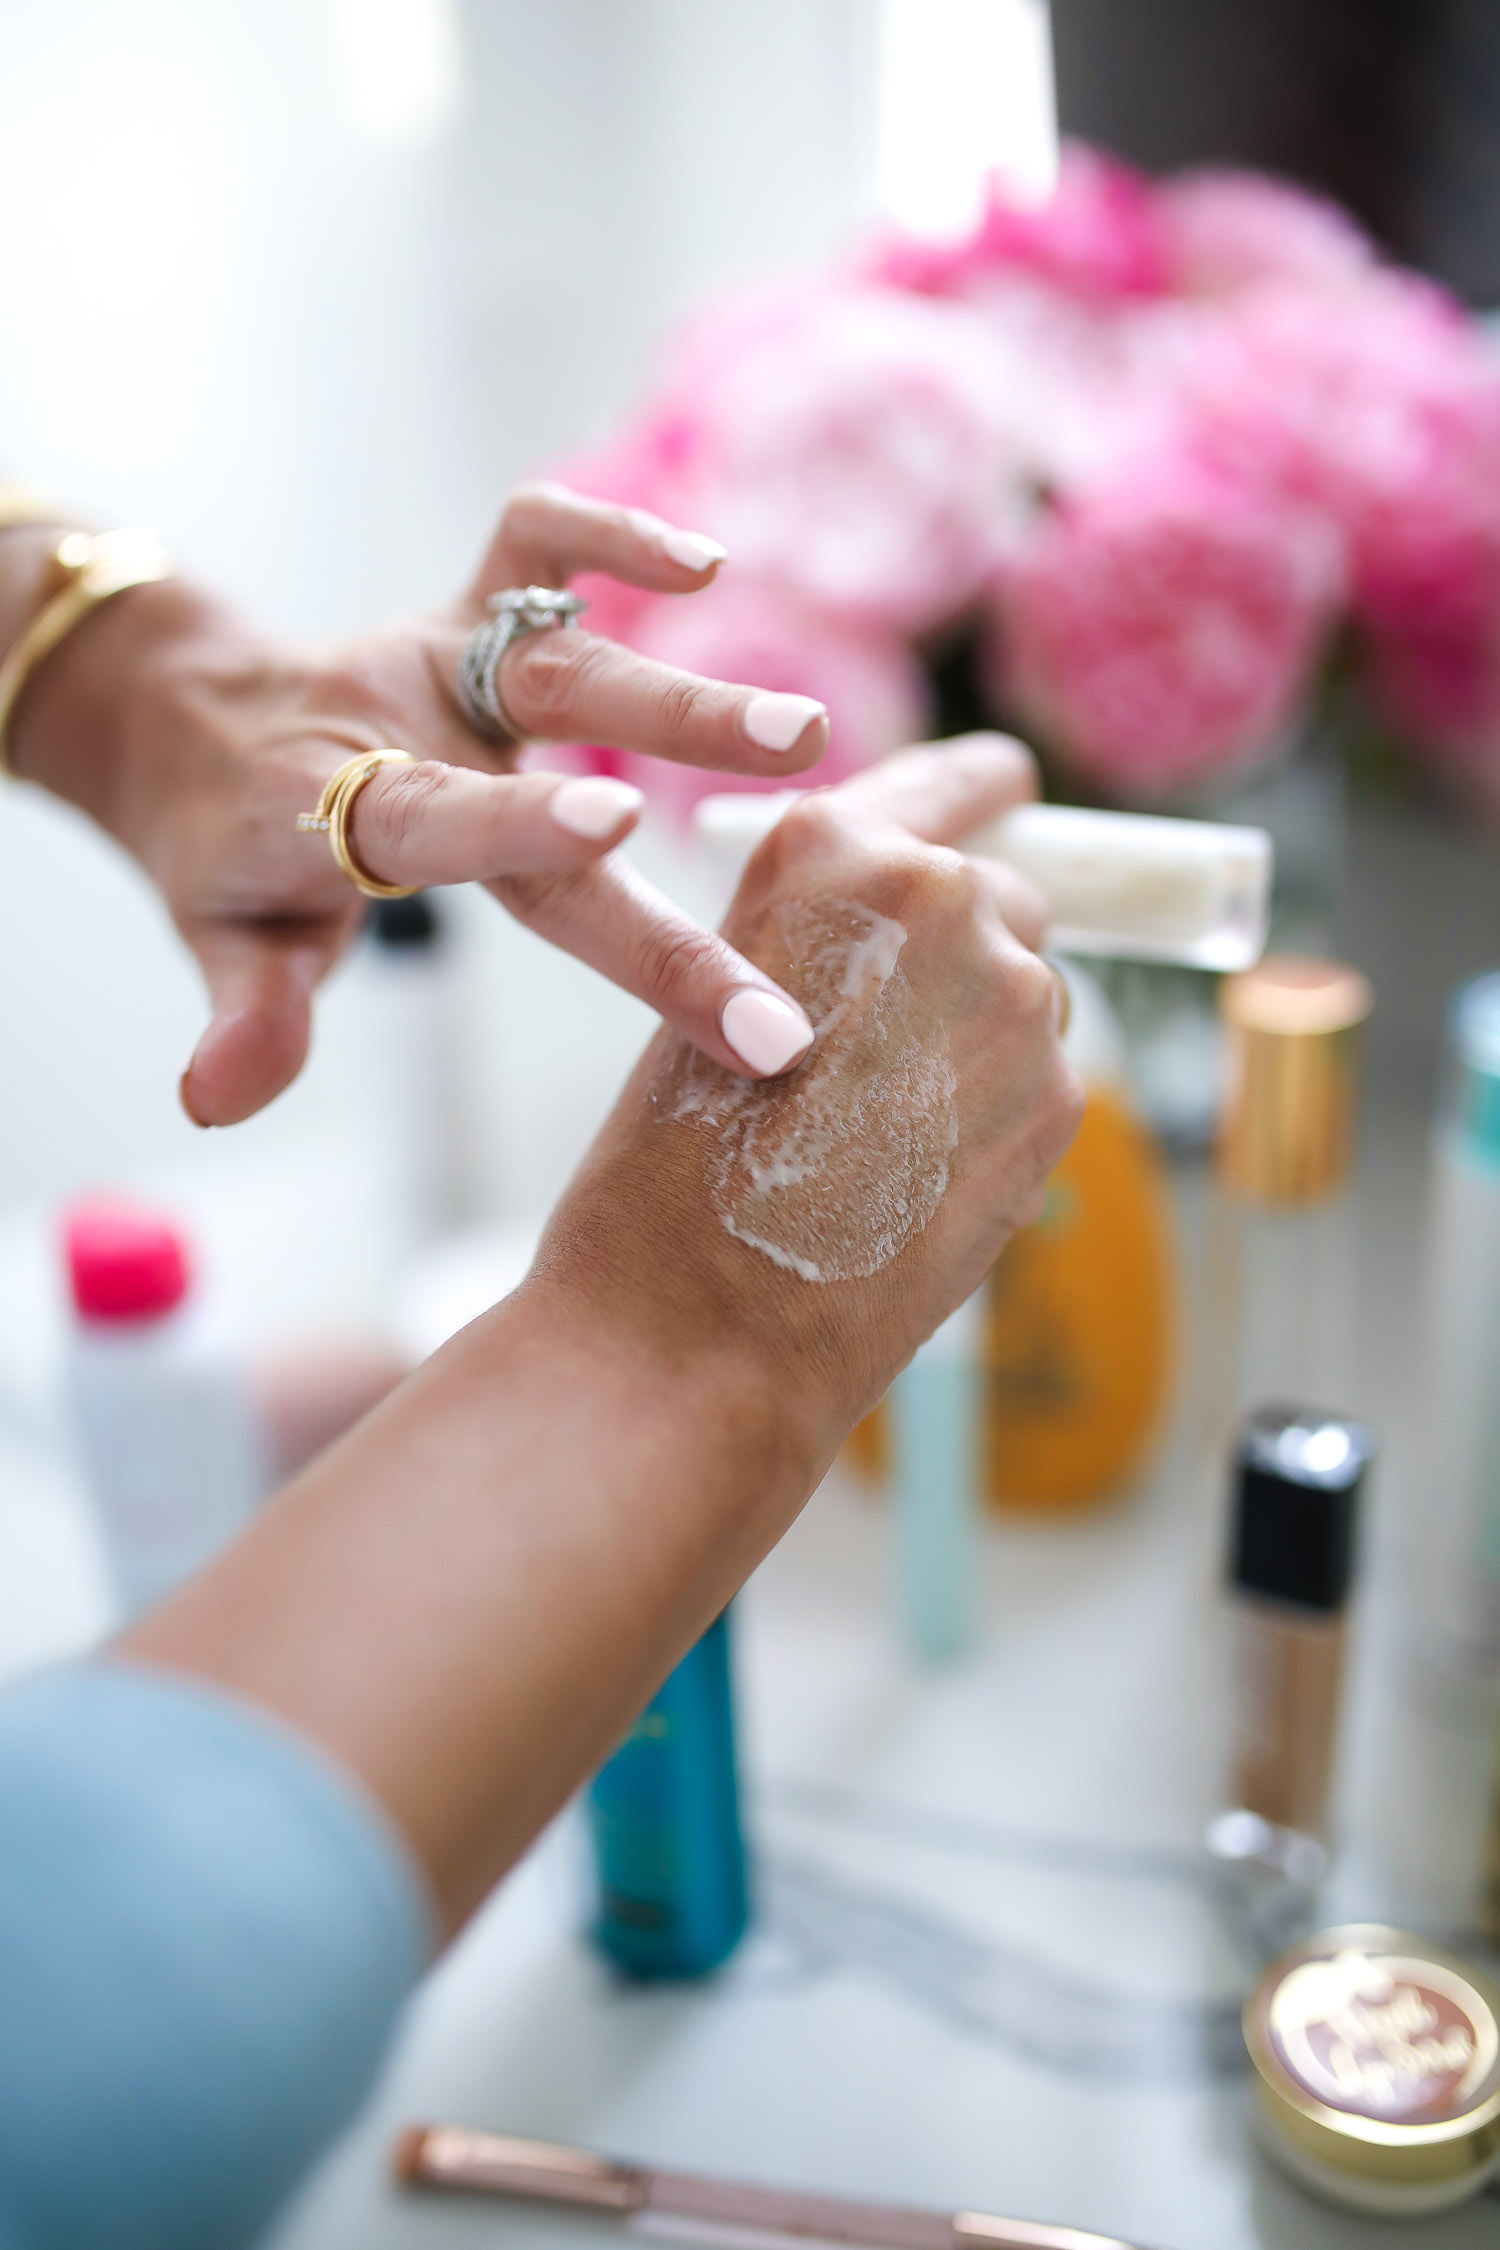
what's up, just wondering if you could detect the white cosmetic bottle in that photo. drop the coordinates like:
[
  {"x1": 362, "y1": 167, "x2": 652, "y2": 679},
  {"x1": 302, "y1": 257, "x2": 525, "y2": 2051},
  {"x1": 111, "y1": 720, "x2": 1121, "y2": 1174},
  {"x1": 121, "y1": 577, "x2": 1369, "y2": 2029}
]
[
  {"x1": 694, "y1": 794, "x2": 1272, "y2": 971},
  {"x1": 61, "y1": 1201, "x2": 267, "y2": 1618}
]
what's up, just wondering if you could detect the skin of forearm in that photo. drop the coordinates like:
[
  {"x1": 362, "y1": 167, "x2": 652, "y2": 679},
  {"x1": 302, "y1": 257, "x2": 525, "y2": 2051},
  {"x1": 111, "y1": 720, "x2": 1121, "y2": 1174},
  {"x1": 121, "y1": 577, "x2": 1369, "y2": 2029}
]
[{"x1": 122, "y1": 1189, "x2": 835, "y2": 1936}]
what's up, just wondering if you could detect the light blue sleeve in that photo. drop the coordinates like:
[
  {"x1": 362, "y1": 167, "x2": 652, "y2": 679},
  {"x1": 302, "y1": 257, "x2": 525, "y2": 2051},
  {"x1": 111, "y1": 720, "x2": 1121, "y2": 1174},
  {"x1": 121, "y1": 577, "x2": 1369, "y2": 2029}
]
[{"x1": 0, "y1": 1660, "x2": 432, "y2": 2250}]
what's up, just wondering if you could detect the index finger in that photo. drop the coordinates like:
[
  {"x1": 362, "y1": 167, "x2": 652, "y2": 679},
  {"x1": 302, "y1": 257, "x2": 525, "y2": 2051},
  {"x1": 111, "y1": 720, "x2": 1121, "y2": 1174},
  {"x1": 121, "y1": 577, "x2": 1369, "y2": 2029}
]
[
  {"x1": 476, "y1": 482, "x2": 728, "y2": 601},
  {"x1": 833, "y1": 732, "x2": 1038, "y2": 845}
]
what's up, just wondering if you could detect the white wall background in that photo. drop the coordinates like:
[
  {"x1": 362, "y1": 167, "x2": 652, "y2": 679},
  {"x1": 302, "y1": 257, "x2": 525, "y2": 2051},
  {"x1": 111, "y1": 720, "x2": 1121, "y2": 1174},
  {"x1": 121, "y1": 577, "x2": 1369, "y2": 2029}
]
[
  {"x1": 0, "y1": 1, "x2": 883, "y2": 1238},
  {"x1": 0, "y1": 1, "x2": 1055, "y2": 1334}
]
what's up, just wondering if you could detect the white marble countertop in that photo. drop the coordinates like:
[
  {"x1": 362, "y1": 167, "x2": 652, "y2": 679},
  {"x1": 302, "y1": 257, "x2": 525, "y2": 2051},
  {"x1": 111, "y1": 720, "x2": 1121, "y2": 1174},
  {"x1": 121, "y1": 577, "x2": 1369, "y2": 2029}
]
[
  {"x1": 259, "y1": 1440, "x2": 1500, "y2": 2250},
  {"x1": 1, "y1": 1119, "x2": 1498, "y2": 2250}
]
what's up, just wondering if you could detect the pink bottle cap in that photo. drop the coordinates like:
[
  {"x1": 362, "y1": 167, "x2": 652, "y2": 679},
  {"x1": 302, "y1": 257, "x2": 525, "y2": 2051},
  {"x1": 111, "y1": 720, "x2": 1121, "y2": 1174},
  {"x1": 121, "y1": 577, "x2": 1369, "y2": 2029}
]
[{"x1": 64, "y1": 1201, "x2": 190, "y2": 1322}]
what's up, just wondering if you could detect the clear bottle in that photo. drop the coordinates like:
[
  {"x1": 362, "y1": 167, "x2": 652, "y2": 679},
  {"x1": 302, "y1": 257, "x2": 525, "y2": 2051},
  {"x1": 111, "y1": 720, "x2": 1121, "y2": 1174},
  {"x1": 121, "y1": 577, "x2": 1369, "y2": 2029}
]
[
  {"x1": 363, "y1": 892, "x2": 473, "y2": 1252},
  {"x1": 889, "y1": 1289, "x2": 985, "y2": 1663},
  {"x1": 1210, "y1": 958, "x2": 1373, "y2": 1438},
  {"x1": 60, "y1": 1201, "x2": 267, "y2": 1618},
  {"x1": 1414, "y1": 971, "x2": 1500, "y2": 1681}
]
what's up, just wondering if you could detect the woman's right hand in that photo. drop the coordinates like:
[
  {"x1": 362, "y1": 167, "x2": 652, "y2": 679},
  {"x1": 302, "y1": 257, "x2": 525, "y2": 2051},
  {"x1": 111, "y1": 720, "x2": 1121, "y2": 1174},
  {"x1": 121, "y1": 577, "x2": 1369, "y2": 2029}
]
[{"x1": 543, "y1": 731, "x2": 1084, "y2": 1476}]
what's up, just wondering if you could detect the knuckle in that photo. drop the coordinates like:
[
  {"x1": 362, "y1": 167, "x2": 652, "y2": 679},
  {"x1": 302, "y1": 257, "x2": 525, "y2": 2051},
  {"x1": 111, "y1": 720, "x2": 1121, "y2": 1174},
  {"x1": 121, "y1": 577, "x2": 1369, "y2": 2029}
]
[
  {"x1": 504, "y1": 630, "x2": 595, "y2": 730},
  {"x1": 655, "y1": 669, "x2": 712, "y2": 734},
  {"x1": 777, "y1": 793, "x2": 845, "y2": 851},
  {"x1": 494, "y1": 864, "x2": 587, "y2": 924},
  {"x1": 364, "y1": 761, "x2": 447, "y2": 857},
  {"x1": 754, "y1": 791, "x2": 855, "y2": 880},
  {"x1": 1001, "y1": 947, "x2": 1058, "y2": 1029},
  {"x1": 633, "y1": 919, "x2": 725, "y2": 1007}
]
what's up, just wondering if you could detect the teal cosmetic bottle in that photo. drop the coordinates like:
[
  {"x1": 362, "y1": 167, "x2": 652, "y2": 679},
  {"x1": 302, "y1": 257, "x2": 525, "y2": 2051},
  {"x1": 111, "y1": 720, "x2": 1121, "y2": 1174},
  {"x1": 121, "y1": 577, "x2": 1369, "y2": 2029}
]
[
  {"x1": 586, "y1": 1609, "x2": 748, "y2": 1977},
  {"x1": 889, "y1": 1290, "x2": 985, "y2": 1663}
]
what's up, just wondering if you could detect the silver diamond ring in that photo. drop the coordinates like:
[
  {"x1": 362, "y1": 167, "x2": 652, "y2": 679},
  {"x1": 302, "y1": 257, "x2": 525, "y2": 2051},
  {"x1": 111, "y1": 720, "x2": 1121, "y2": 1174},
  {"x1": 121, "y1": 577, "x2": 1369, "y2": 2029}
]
[{"x1": 456, "y1": 585, "x2": 588, "y2": 745}]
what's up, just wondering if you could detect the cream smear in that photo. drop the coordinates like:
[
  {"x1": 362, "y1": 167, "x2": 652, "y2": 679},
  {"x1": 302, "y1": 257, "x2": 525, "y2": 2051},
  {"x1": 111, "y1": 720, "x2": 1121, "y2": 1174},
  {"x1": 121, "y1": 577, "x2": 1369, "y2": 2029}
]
[{"x1": 662, "y1": 898, "x2": 958, "y2": 1284}]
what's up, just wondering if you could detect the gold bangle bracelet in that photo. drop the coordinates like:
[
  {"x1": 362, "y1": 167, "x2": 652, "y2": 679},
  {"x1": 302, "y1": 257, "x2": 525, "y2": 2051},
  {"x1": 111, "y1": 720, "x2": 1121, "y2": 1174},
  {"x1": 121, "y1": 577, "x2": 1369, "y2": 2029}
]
[
  {"x1": 0, "y1": 526, "x2": 174, "y2": 778},
  {"x1": 295, "y1": 747, "x2": 419, "y2": 900},
  {"x1": 0, "y1": 484, "x2": 67, "y2": 533}
]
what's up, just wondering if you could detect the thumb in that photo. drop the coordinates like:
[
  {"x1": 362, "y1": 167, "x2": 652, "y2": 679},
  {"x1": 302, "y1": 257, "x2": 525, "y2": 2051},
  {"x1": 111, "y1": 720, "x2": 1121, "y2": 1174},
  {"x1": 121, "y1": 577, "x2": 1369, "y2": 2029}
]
[{"x1": 180, "y1": 925, "x2": 338, "y2": 1127}]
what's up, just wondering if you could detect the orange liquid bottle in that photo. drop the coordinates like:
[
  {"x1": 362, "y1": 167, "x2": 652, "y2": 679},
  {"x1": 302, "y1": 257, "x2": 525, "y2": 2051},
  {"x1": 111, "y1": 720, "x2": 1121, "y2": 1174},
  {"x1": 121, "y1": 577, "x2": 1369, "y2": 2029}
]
[
  {"x1": 844, "y1": 973, "x2": 1175, "y2": 1513},
  {"x1": 982, "y1": 1071, "x2": 1175, "y2": 1514}
]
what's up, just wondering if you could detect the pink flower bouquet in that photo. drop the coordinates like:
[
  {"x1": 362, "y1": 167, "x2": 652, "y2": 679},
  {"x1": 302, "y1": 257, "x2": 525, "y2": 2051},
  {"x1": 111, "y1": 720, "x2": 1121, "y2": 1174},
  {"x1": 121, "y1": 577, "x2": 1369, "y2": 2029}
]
[{"x1": 553, "y1": 145, "x2": 1500, "y2": 818}]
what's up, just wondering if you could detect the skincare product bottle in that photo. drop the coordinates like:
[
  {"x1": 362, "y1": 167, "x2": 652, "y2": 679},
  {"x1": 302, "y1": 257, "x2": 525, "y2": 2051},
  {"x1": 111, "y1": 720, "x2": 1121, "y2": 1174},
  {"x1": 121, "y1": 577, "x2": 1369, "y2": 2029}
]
[
  {"x1": 1245, "y1": 1925, "x2": 1500, "y2": 2215},
  {"x1": 586, "y1": 1609, "x2": 748, "y2": 1977},
  {"x1": 1223, "y1": 1405, "x2": 1375, "y2": 1842},
  {"x1": 890, "y1": 1289, "x2": 985, "y2": 1662},
  {"x1": 365, "y1": 892, "x2": 472, "y2": 1252},
  {"x1": 846, "y1": 967, "x2": 1176, "y2": 1517},
  {"x1": 1414, "y1": 969, "x2": 1500, "y2": 1681},
  {"x1": 60, "y1": 1200, "x2": 267, "y2": 1617},
  {"x1": 1485, "y1": 1717, "x2": 1500, "y2": 1945},
  {"x1": 983, "y1": 967, "x2": 1175, "y2": 1512},
  {"x1": 1213, "y1": 958, "x2": 1372, "y2": 1430},
  {"x1": 696, "y1": 794, "x2": 1272, "y2": 972}
]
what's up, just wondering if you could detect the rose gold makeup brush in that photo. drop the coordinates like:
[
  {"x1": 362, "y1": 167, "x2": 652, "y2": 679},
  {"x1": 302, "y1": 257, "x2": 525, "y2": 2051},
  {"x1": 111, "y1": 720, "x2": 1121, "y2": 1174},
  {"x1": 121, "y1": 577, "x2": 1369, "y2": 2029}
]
[{"x1": 393, "y1": 2127, "x2": 1155, "y2": 2250}]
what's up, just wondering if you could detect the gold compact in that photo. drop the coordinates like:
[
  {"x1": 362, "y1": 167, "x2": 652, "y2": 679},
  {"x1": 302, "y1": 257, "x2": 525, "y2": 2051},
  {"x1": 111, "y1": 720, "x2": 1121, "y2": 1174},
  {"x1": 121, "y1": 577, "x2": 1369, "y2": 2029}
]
[{"x1": 1245, "y1": 1925, "x2": 1500, "y2": 2215}]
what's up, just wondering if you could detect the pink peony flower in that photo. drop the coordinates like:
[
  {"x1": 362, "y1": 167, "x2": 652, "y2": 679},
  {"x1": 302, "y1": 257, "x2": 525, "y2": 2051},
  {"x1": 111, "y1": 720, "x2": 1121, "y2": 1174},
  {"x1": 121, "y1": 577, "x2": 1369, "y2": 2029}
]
[
  {"x1": 869, "y1": 145, "x2": 1171, "y2": 306},
  {"x1": 988, "y1": 455, "x2": 1340, "y2": 798},
  {"x1": 1356, "y1": 423, "x2": 1500, "y2": 773},
  {"x1": 964, "y1": 277, "x2": 1215, "y2": 496},
  {"x1": 1181, "y1": 273, "x2": 1491, "y2": 555},
  {"x1": 610, "y1": 576, "x2": 930, "y2": 826},
  {"x1": 1156, "y1": 170, "x2": 1375, "y2": 298},
  {"x1": 646, "y1": 284, "x2": 1017, "y2": 634},
  {"x1": 1177, "y1": 270, "x2": 1500, "y2": 780}
]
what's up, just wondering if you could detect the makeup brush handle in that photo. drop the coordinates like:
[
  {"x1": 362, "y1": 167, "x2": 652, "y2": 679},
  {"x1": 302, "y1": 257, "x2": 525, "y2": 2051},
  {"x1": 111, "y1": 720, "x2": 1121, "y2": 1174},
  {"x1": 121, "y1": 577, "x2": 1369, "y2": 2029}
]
[{"x1": 394, "y1": 2128, "x2": 1153, "y2": 2250}]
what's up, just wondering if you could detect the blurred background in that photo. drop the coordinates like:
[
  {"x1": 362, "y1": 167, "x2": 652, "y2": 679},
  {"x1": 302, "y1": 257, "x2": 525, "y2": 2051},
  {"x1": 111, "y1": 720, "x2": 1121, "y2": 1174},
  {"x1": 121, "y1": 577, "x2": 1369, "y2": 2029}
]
[
  {"x1": 5, "y1": 9, "x2": 1500, "y2": 2242},
  {"x1": 0, "y1": 0, "x2": 1053, "y2": 1232}
]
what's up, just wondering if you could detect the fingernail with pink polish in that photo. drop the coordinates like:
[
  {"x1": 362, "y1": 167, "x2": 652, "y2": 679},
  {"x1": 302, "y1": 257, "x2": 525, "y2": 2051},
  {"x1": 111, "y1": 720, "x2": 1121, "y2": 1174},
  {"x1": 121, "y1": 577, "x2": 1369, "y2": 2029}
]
[
  {"x1": 742, "y1": 691, "x2": 826, "y2": 753},
  {"x1": 721, "y1": 987, "x2": 814, "y2": 1076},
  {"x1": 550, "y1": 777, "x2": 645, "y2": 840},
  {"x1": 660, "y1": 527, "x2": 728, "y2": 572}
]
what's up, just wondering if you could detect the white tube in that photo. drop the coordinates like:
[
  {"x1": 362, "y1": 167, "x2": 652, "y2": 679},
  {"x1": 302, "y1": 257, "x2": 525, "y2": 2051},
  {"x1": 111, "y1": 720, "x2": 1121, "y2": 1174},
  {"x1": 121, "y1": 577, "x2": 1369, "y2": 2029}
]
[{"x1": 693, "y1": 793, "x2": 1273, "y2": 972}]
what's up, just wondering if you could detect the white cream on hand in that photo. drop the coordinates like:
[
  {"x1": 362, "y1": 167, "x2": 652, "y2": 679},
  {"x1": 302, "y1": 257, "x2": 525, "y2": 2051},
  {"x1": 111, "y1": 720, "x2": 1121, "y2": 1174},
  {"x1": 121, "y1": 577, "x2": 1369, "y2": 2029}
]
[
  {"x1": 659, "y1": 898, "x2": 957, "y2": 1284},
  {"x1": 694, "y1": 794, "x2": 1273, "y2": 972}
]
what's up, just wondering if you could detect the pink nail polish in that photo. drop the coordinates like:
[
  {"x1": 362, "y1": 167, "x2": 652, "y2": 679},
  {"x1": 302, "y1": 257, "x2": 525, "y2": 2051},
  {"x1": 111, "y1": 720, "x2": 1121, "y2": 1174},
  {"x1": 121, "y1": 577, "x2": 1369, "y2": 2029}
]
[
  {"x1": 660, "y1": 527, "x2": 728, "y2": 571},
  {"x1": 742, "y1": 692, "x2": 827, "y2": 753},
  {"x1": 550, "y1": 777, "x2": 645, "y2": 839},
  {"x1": 721, "y1": 988, "x2": 814, "y2": 1076}
]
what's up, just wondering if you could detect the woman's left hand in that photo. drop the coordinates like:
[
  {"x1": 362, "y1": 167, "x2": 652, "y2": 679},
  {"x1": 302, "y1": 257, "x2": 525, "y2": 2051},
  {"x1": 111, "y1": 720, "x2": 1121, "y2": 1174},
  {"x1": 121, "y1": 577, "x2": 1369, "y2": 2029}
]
[{"x1": 8, "y1": 483, "x2": 831, "y2": 1125}]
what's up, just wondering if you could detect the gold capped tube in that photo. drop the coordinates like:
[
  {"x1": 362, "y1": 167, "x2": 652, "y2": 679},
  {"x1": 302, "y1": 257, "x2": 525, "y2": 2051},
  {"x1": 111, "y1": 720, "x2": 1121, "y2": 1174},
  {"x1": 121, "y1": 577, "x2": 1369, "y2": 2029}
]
[{"x1": 1218, "y1": 957, "x2": 1373, "y2": 1204}]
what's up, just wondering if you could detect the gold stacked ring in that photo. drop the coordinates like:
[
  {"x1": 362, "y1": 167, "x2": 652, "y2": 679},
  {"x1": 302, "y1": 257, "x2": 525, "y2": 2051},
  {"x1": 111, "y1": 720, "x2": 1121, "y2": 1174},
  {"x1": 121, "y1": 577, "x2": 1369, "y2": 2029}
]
[{"x1": 295, "y1": 747, "x2": 418, "y2": 900}]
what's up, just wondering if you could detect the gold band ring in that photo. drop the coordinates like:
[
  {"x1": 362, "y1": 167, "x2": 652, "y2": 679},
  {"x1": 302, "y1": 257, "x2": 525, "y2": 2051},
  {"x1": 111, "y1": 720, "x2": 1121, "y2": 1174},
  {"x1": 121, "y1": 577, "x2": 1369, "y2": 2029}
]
[{"x1": 295, "y1": 747, "x2": 418, "y2": 900}]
